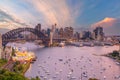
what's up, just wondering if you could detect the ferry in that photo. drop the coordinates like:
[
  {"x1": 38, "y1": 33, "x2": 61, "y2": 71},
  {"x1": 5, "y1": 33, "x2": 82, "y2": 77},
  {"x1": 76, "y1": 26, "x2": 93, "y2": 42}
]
[{"x1": 116, "y1": 62, "x2": 120, "y2": 65}]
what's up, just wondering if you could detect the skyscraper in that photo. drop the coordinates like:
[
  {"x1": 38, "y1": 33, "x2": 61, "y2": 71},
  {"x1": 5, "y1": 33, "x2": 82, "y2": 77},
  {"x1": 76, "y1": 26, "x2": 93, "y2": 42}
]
[
  {"x1": 35, "y1": 23, "x2": 41, "y2": 31},
  {"x1": 47, "y1": 28, "x2": 51, "y2": 37},
  {"x1": 50, "y1": 24, "x2": 56, "y2": 45},
  {"x1": 93, "y1": 26, "x2": 104, "y2": 41},
  {"x1": 59, "y1": 28, "x2": 64, "y2": 38},
  {"x1": 64, "y1": 27, "x2": 74, "y2": 39}
]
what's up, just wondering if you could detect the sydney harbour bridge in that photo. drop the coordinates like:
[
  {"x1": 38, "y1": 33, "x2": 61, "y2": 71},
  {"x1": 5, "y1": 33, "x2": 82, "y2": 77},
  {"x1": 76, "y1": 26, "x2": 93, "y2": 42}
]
[{"x1": 1, "y1": 24, "x2": 67, "y2": 47}]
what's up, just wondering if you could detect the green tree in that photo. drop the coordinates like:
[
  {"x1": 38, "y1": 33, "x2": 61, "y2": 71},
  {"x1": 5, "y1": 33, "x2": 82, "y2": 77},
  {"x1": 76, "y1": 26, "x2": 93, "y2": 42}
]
[{"x1": 12, "y1": 48, "x2": 16, "y2": 56}]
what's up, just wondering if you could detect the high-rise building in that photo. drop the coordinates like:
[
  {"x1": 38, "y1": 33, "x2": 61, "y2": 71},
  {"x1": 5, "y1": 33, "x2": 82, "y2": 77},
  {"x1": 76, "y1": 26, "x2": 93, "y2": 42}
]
[
  {"x1": 50, "y1": 31, "x2": 53, "y2": 45},
  {"x1": 35, "y1": 23, "x2": 41, "y2": 31},
  {"x1": 79, "y1": 32, "x2": 84, "y2": 39},
  {"x1": 74, "y1": 32, "x2": 80, "y2": 40},
  {"x1": 59, "y1": 28, "x2": 64, "y2": 38},
  {"x1": 50, "y1": 24, "x2": 56, "y2": 45},
  {"x1": 93, "y1": 26, "x2": 104, "y2": 41},
  {"x1": 82, "y1": 31, "x2": 92, "y2": 39},
  {"x1": 92, "y1": 32, "x2": 96, "y2": 40},
  {"x1": 0, "y1": 33, "x2": 2, "y2": 59},
  {"x1": 47, "y1": 28, "x2": 51, "y2": 37},
  {"x1": 54, "y1": 28, "x2": 59, "y2": 38},
  {"x1": 64, "y1": 27, "x2": 74, "y2": 39}
]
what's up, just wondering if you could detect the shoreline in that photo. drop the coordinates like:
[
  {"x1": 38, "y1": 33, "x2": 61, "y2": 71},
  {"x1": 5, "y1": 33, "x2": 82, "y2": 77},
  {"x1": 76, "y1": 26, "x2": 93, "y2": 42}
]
[
  {"x1": 22, "y1": 61, "x2": 31, "y2": 75},
  {"x1": 103, "y1": 51, "x2": 120, "y2": 65}
]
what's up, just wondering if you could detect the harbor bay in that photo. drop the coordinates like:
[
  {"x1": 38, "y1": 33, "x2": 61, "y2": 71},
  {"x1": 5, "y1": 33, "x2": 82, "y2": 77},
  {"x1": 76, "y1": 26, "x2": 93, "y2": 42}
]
[{"x1": 8, "y1": 42, "x2": 120, "y2": 80}]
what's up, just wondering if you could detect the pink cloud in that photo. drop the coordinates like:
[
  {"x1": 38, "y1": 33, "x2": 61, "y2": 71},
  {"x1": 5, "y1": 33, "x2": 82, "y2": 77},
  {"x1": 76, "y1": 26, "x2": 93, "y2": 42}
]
[{"x1": 91, "y1": 17, "x2": 120, "y2": 35}]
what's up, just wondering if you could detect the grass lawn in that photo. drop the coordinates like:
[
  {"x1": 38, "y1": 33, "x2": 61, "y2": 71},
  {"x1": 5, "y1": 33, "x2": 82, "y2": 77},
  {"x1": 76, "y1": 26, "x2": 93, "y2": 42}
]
[{"x1": 0, "y1": 59, "x2": 7, "y2": 68}]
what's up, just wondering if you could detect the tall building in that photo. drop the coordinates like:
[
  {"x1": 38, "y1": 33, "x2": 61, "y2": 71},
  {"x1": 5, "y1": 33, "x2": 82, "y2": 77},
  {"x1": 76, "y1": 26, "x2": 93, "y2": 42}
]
[
  {"x1": 0, "y1": 33, "x2": 2, "y2": 59},
  {"x1": 54, "y1": 28, "x2": 59, "y2": 38},
  {"x1": 59, "y1": 28, "x2": 64, "y2": 38},
  {"x1": 35, "y1": 23, "x2": 41, "y2": 31},
  {"x1": 64, "y1": 27, "x2": 74, "y2": 39},
  {"x1": 85, "y1": 31, "x2": 92, "y2": 39},
  {"x1": 93, "y1": 26, "x2": 104, "y2": 41},
  {"x1": 74, "y1": 32, "x2": 80, "y2": 40},
  {"x1": 50, "y1": 31, "x2": 53, "y2": 45},
  {"x1": 50, "y1": 24, "x2": 56, "y2": 45},
  {"x1": 79, "y1": 32, "x2": 84, "y2": 39},
  {"x1": 92, "y1": 32, "x2": 96, "y2": 40},
  {"x1": 47, "y1": 28, "x2": 51, "y2": 37},
  {"x1": 82, "y1": 31, "x2": 92, "y2": 39}
]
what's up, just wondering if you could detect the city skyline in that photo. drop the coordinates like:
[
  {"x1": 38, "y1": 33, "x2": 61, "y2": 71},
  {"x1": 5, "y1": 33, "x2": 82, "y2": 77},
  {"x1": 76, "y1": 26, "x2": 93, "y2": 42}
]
[{"x1": 0, "y1": 0, "x2": 120, "y2": 35}]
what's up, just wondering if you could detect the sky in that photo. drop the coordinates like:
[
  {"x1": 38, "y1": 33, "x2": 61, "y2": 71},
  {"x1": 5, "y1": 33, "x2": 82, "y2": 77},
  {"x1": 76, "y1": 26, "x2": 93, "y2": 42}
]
[{"x1": 0, "y1": 0, "x2": 120, "y2": 35}]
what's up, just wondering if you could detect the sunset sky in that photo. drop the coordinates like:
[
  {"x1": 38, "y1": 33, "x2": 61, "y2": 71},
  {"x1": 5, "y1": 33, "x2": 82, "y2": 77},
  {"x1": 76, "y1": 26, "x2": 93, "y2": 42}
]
[{"x1": 0, "y1": 0, "x2": 120, "y2": 35}]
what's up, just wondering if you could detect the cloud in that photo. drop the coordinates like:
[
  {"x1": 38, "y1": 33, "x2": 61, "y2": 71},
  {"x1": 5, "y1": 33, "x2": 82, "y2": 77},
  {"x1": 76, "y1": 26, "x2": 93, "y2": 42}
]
[
  {"x1": 25, "y1": 0, "x2": 82, "y2": 27},
  {"x1": 91, "y1": 17, "x2": 120, "y2": 35},
  {"x1": 0, "y1": 9, "x2": 29, "y2": 29},
  {"x1": 0, "y1": 0, "x2": 82, "y2": 29}
]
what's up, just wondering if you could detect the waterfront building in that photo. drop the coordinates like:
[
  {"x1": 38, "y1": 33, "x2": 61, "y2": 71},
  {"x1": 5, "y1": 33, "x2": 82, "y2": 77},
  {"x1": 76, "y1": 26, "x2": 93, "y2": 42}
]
[
  {"x1": 3, "y1": 46, "x2": 12, "y2": 60},
  {"x1": 12, "y1": 50, "x2": 35, "y2": 61},
  {"x1": 0, "y1": 33, "x2": 2, "y2": 59}
]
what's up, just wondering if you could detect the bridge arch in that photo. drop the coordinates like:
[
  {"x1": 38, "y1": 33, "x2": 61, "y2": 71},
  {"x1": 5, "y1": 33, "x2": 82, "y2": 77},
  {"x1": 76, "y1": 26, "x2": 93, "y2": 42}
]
[{"x1": 2, "y1": 27, "x2": 49, "y2": 46}]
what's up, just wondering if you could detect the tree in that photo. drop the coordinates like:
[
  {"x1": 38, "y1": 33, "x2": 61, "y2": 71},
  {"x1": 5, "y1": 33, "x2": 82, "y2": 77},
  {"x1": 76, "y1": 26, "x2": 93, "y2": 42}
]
[
  {"x1": 31, "y1": 76, "x2": 40, "y2": 80},
  {"x1": 0, "y1": 69, "x2": 28, "y2": 80},
  {"x1": 12, "y1": 48, "x2": 15, "y2": 56}
]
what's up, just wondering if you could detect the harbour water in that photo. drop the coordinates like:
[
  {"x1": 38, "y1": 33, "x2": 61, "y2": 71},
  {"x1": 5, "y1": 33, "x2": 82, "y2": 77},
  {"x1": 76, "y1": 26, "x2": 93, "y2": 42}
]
[{"x1": 8, "y1": 42, "x2": 120, "y2": 80}]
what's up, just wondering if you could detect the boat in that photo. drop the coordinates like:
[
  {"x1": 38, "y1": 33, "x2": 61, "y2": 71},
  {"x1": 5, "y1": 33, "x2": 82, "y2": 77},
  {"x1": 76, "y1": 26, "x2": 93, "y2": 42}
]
[
  {"x1": 32, "y1": 56, "x2": 37, "y2": 61},
  {"x1": 30, "y1": 61, "x2": 34, "y2": 63},
  {"x1": 116, "y1": 62, "x2": 120, "y2": 65},
  {"x1": 59, "y1": 59, "x2": 63, "y2": 61},
  {"x1": 59, "y1": 42, "x2": 65, "y2": 47},
  {"x1": 53, "y1": 76, "x2": 57, "y2": 78},
  {"x1": 79, "y1": 43, "x2": 83, "y2": 47},
  {"x1": 67, "y1": 74, "x2": 71, "y2": 78},
  {"x1": 71, "y1": 77, "x2": 76, "y2": 79},
  {"x1": 90, "y1": 43, "x2": 94, "y2": 47}
]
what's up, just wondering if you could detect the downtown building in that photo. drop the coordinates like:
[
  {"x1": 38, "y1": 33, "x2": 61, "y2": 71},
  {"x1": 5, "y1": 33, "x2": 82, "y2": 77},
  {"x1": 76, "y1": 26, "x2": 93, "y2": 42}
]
[
  {"x1": 93, "y1": 26, "x2": 104, "y2": 41},
  {"x1": 78, "y1": 31, "x2": 92, "y2": 40},
  {"x1": 59, "y1": 28, "x2": 64, "y2": 38},
  {"x1": 64, "y1": 27, "x2": 74, "y2": 39}
]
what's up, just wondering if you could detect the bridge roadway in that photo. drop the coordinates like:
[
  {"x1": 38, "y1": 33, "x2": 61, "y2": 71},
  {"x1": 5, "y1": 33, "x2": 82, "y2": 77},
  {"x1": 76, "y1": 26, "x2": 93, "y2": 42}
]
[
  {"x1": 2, "y1": 38, "x2": 67, "y2": 47},
  {"x1": 2, "y1": 27, "x2": 67, "y2": 46},
  {"x1": 2, "y1": 38, "x2": 67, "y2": 43}
]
